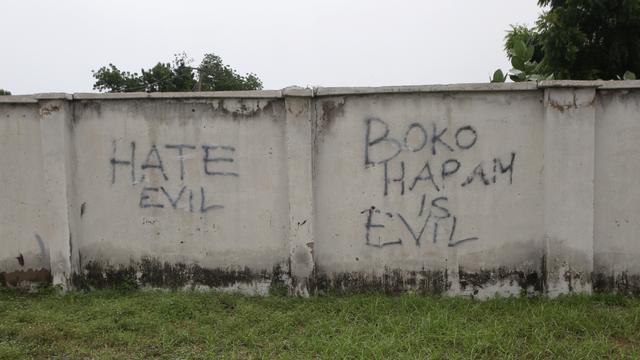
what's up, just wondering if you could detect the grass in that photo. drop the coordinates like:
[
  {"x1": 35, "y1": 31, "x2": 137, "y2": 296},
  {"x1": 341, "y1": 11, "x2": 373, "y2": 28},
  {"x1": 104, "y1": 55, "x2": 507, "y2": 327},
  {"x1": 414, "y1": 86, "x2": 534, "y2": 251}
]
[{"x1": 0, "y1": 289, "x2": 639, "y2": 359}]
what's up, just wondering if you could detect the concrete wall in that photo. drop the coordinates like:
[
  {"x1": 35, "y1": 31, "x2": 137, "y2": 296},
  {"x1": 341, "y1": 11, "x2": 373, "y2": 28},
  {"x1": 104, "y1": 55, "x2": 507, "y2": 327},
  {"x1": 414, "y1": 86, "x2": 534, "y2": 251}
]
[
  {"x1": 0, "y1": 101, "x2": 51, "y2": 286},
  {"x1": 2, "y1": 81, "x2": 640, "y2": 297}
]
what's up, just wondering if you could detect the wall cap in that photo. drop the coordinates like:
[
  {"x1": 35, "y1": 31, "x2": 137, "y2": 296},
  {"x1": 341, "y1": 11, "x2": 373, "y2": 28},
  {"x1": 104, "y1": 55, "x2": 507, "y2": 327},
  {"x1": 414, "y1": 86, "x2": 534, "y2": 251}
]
[
  {"x1": 314, "y1": 82, "x2": 539, "y2": 96},
  {"x1": 282, "y1": 86, "x2": 314, "y2": 97},
  {"x1": 537, "y1": 80, "x2": 603, "y2": 88},
  {"x1": 73, "y1": 90, "x2": 283, "y2": 100},
  {"x1": 33, "y1": 93, "x2": 74, "y2": 100},
  {"x1": 2, "y1": 80, "x2": 640, "y2": 103},
  {"x1": 0, "y1": 95, "x2": 38, "y2": 104}
]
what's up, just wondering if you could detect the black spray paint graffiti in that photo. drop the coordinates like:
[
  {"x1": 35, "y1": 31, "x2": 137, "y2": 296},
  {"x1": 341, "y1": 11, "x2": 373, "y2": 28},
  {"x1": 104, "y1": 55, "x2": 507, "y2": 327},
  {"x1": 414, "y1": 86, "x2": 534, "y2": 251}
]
[
  {"x1": 362, "y1": 117, "x2": 516, "y2": 248},
  {"x1": 110, "y1": 141, "x2": 238, "y2": 213},
  {"x1": 362, "y1": 196, "x2": 478, "y2": 248}
]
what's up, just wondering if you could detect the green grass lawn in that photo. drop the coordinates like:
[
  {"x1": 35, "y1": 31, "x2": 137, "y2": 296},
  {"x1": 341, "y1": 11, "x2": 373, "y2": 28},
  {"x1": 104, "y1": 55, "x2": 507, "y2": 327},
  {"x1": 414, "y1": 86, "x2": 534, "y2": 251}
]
[{"x1": 0, "y1": 289, "x2": 639, "y2": 359}]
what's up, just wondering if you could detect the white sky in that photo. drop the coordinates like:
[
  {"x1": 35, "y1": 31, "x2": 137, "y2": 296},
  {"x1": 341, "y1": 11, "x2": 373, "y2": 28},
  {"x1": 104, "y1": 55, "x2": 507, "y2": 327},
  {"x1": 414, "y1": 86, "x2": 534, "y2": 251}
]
[{"x1": 0, "y1": 0, "x2": 542, "y2": 95}]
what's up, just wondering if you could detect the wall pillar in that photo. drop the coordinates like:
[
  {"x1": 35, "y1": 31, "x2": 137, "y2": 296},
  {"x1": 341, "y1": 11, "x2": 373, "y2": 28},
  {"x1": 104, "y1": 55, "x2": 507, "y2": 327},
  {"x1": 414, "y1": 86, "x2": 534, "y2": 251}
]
[
  {"x1": 36, "y1": 95, "x2": 76, "y2": 289},
  {"x1": 283, "y1": 88, "x2": 315, "y2": 295},
  {"x1": 541, "y1": 83, "x2": 597, "y2": 296}
]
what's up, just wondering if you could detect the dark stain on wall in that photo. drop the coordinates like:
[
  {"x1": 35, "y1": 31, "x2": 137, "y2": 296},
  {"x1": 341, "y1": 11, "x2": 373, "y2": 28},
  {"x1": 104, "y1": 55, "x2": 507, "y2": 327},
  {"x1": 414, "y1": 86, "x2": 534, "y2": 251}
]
[
  {"x1": 315, "y1": 98, "x2": 345, "y2": 143},
  {"x1": 309, "y1": 264, "x2": 548, "y2": 297},
  {"x1": 210, "y1": 99, "x2": 284, "y2": 122},
  {"x1": 79, "y1": 100, "x2": 102, "y2": 113},
  {"x1": 71, "y1": 258, "x2": 287, "y2": 291},
  {"x1": 16, "y1": 253, "x2": 24, "y2": 266},
  {"x1": 6, "y1": 261, "x2": 640, "y2": 297},
  {"x1": 74, "y1": 98, "x2": 285, "y2": 124},
  {"x1": 458, "y1": 267, "x2": 544, "y2": 296},
  {"x1": 308, "y1": 266, "x2": 450, "y2": 295},
  {"x1": 1, "y1": 269, "x2": 52, "y2": 287},
  {"x1": 39, "y1": 104, "x2": 60, "y2": 117},
  {"x1": 593, "y1": 272, "x2": 640, "y2": 296}
]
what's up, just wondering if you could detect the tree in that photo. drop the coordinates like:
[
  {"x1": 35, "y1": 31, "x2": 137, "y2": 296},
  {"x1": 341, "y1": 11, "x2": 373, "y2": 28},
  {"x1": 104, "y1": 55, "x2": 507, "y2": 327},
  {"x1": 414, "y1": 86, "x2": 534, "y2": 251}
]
[
  {"x1": 491, "y1": 39, "x2": 550, "y2": 83},
  {"x1": 197, "y1": 54, "x2": 262, "y2": 91},
  {"x1": 92, "y1": 53, "x2": 263, "y2": 92},
  {"x1": 492, "y1": 0, "x2": 640, "y2": 81},
  {"x1": 0, "y1": 89, "x2": 11, "y2": 96}
]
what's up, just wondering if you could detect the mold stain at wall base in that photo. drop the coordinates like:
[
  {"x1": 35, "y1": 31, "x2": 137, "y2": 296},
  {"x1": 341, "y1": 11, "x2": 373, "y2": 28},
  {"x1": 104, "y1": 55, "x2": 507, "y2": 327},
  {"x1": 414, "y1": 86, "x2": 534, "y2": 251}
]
[
  {"x1": 308, "y1": 267, "x2": 450, "y2": 295},
  {"x1": 458, "y1": 267, "x2": 544, "y2": 297},
  {"x1": 71, "y1": 258, "x2": 288, "y2": 293},
  {"x1": 309, "y1": 266, "x2": 546, "y2": 297},
  {"x1": 0, "y1": 269, "x2": 52, "y2": 288},
  {"x1": 593, "y1": 272, "x2": 640, "y2": 296}
]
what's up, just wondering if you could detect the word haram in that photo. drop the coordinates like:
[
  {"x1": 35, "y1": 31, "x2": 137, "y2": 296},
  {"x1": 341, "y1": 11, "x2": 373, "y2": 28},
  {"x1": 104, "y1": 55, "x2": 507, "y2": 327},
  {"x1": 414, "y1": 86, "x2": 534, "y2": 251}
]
[
  {"x1": 362, "y1": 117, "x2": 517, "y2": 249},
  {"x1": 109, "y1": 140, "x2": 239, "y2": 213},
  {"x1": 381, "y1": 152, "x2": 515, "y2": 196}
]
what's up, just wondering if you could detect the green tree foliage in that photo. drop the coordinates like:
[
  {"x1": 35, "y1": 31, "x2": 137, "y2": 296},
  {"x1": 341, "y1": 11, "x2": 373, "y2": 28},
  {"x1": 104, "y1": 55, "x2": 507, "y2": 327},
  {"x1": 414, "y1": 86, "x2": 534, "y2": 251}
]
[
  {"x1": 491, "y1": 40, "x2": 552, "y2": 82},
  {"x1": 0, "y1": 89, "x2": 11, "y2": 95},
  {"x1": 504, "y1": 25, "x2": 544, "y2": 65},
  {"x1": 92, "y1": 53, "x2": 262, "y2": 92},
  {"x1": 493, "y1": 0, "x2": 640, "y2": 81},
  {"x1": 197, "y1": 54, "x2": 263, "y2": 91},
  {"x1": 92, "y1": 64, "x2": 144, "y2": 92}
]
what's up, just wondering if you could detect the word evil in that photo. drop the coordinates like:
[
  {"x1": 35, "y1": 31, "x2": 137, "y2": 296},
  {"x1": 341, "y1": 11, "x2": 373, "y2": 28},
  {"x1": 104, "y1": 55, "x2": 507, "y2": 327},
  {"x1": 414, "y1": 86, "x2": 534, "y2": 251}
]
[
  {"x1": 363, "y1": 195, "x2": 477, "y2": 248},
  {"x1": 109, "y1": 141, "x2": 238, "y2": 213}
]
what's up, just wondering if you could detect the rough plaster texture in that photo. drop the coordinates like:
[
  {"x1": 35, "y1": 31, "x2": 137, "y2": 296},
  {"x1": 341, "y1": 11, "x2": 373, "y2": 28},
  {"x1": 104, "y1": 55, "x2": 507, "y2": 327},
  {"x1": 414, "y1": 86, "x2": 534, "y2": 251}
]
[
  {"x1": 594, "y1": 90, "x2": 640, "y2": 294},
  {"x1": 1, "y1": 81, "x2": 639, "y2": 297},
  {"x1": 313, "y1": 92, "x2": 544, "y2": 298},
  {"x1": 0, "y1": 103, "x2": 51, "y2": 286}
]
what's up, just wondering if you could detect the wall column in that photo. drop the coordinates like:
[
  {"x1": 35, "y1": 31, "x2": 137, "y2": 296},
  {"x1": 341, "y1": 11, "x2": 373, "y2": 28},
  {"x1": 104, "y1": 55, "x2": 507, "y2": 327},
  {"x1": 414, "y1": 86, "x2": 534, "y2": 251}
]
[
  {"x1": 37, "y1": 95, "x2": 77, "y2": 289},
  {"x1": 283, "y1": 88, "x2": 315, "y2": 295},
  {"x1": 541, "y1": 82, "x2": 598, "y2": 296}
]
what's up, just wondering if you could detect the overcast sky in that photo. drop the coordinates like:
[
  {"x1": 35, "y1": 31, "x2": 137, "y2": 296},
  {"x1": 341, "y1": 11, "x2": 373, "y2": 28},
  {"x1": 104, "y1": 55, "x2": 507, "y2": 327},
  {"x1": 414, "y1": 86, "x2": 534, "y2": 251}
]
[{"x1": 1, "y1": 0, "x2": 542, "y2": 95}]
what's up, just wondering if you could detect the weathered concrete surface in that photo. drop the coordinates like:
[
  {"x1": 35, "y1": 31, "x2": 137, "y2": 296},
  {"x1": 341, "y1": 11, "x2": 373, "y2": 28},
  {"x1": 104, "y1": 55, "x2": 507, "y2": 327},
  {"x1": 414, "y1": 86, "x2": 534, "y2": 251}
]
[
  {"x1": 1, "y1": 81, "x2": 640, "y2": 297},
  {"x1": 0, "y1": 102, "x2": 52, "y2": 287},
  {"x1": 594, "y1": 89, "x2": 640, "y2": 295},
  {"x1": 70, "y1": 98, "x2": 290, "y2": 293},
  {"x1": 543, "y1": 88, "x2": 596, "y2": 296},
  {"x1": 312, "y1": 91, "x2": 544, "y2": 298}
]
